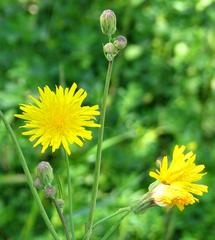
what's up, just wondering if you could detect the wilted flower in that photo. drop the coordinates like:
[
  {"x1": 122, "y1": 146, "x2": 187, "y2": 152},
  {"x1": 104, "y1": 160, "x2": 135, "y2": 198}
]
[
  {"x1": 15, "y1": 83, "x2": 100, "y2": 155},
  {"x1": 149, "y1": 145, "x2": 208, "y2": 211}
]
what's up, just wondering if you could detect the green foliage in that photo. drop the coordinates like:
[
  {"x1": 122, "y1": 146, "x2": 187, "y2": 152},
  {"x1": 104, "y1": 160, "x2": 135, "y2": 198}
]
[{"x1": 0, "y1": 0, "x2": 215, "y2": 239}]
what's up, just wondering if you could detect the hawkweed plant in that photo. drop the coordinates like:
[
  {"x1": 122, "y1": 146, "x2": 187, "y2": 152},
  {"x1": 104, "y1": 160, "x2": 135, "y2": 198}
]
[{"x1": 0, "y1": 9, "x2": 208, "y2": 240}]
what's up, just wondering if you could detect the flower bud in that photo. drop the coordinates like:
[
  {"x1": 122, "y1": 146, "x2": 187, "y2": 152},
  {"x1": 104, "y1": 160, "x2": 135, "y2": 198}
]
[
  {"x1": 103, "y1": 43, "x2": 115, "y2": 54},
  {"x1": 114, "y1": 35, "x2": 127, "y2": 50},
  {"x1": 56, "y1": 198, "x2": 64, "y2": 210},
  {"x1": 100, "y1": 9, "x2": 116, "y2": 36},
  {"x1": 37, "y1": 161, "x2": 54, "y2": 186},
  {"x1": 103, "y1": 43, "x2": 117, "y2": 61},
  {"x1": 44, "y1": 186, "x2": 56, "y2": 199},
  {"x1": 34, "y1": 177, "x2": 42, "y2": 189}
]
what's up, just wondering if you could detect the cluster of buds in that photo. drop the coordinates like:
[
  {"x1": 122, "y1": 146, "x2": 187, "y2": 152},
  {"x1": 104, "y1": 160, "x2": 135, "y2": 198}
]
[
  {"x1": 100, "y1": 9, "x2": 127, "y2": 61},
  {"x1": 34, "y1": 161, "x2": 64, "y2": 210}
]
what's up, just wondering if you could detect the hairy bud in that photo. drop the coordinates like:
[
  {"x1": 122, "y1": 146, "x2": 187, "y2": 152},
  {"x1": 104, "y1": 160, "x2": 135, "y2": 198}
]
[
  {"x1": 44, "y1": 186, "x2": 56, "y2": 199},
  {"x1": 103, "y1": 43, "x2": 117, "y2": 61},
  {"x1": 56, "y1": 198, "x2": 65, "y2": 210},
  {"x1": 100, "y1": 9, "x2": 116, "y2": 36},
  {"x1": 114, "y1": 35, "x2": 127, "y2": 50},
  {"x1": 103, "y1": 43, "x2": 115, "y2": 54},
  {"x1": 37, "y1": 161, "x2": 54, "y2": 186},
  {"x1": 34, "y1": 177, "x2": 42, "y2": 189}
]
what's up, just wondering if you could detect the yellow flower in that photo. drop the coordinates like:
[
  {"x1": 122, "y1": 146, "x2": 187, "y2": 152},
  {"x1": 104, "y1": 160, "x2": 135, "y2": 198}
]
[
  {"x1": 149, "y1": 145, "x2": 208, "y2": 211},
  {"x1": 15, "y1": 83, "x2": 100, "y2": 155}
]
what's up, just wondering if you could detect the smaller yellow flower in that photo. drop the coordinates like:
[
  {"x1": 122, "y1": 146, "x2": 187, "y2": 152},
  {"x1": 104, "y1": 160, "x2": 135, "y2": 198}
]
[
  {"x1": 149, "y1": 145, "x2": 208, "y2": 211},
  {"x1": 15, "y1": 83, "x2": 100, "y2": 155}
]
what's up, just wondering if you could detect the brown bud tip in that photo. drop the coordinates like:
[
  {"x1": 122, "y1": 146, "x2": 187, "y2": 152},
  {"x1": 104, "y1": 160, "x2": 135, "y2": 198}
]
[
  {"x1": 44, "y1": 186, "x2": 56, "y2": 199},
  {"x1": 114, "y1": 35, "x2": 127, "y2": 50},
  {"x1": 100, "y1": 9, "x2": 116, "y2": 36}
]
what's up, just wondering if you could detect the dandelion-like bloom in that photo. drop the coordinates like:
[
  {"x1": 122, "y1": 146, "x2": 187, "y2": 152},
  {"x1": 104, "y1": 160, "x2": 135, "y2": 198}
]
[
  {"x1": 149, "y1": 145, "x2": 208, "y2": 211},
  {"x1": 15, "y1": 83, "x2": 100, "y2": 155}
]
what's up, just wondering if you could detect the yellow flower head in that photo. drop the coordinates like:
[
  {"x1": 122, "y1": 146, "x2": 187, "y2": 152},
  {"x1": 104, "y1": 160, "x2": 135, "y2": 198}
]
[
  {"x1": 15, "y1": 83, "x2": 100, "y2": 155},
  {"x1": 149, "y1": 145, "x2": 208, "y2": 211}
]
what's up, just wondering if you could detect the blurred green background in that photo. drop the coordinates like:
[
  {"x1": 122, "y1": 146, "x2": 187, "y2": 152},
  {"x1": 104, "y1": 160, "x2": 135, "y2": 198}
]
[{"x1": 0, "y1": 0, "x2": 215, "y2": 239}]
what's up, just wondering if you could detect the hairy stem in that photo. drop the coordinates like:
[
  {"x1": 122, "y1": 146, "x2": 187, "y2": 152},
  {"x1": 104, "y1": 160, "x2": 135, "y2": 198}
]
[
  {"x1": 85, "y1": 60, "x2": 113, "y2": 239},
  {"x1": 0, "y1": 111, "x2": 59, "y2": 240},
  {"x1": 65, "y1": 153, "x2": 76, "y2": 240},
  {"x1": 53, "y1": 198, "x2": 70, "y2": 240}
]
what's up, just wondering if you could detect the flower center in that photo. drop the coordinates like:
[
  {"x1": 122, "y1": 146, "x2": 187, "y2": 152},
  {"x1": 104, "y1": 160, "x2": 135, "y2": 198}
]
[{"x1": 48, "y1": 111, "x2": 69, "y2": 134}]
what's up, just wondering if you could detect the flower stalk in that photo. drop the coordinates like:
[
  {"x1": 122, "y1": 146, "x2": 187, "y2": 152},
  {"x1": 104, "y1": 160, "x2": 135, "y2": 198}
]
[
  {"x1": 93, "y1": 207, "x2": 131, "y2": 229},
  {"x1": 53, "y1": 198, "x2": 70, "y2": 240},
  {"x1": 0, "y1": 110, "x2": 60, "y2": 240},
  {"x1": 101, "y1": 210, "x2": 130, "y2": 240},
  {"x1": 65, "y1": 152, "x2": 76, "y2": 240},
  {"x1": 85, "y1": 60, "x2": 113, "y2": 240}
]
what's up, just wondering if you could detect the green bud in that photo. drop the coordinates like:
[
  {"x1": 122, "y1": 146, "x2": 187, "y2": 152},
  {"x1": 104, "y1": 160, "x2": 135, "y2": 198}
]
[
  {"x1": 44, "y1": 186, "x2": 56, "y2": 199},
  {"x1": 56, "y1": 198, "x2": 65, "y2": 210},
  {"x1": 114, "y1": 35, "x2": 127, "y2": 50},
  {"x1": 37, "y1": 161, "x2": 54, "y2": 186},
  {"x1": 34, "y1": 177, "x2": 42, "y2": 189},
  {"x1": 103, "y1": 43, "x2": 115, "y2": 54},
  {"x1": 100, "y1": 9, "x2": 116, "y2": 36},
  {"x1": 103, "y1": 43, "x2": 117, "y2": 61}
]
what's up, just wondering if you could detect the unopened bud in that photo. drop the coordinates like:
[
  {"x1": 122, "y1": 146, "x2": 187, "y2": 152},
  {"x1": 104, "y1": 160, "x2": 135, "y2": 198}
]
[
  {"x1": 103, "y1": 43, "x2": 115, "y2": 54},
  {"x1": 103, "y1": 43, "x2": 117, "y2": 61},
  {"x1": 56, "y1": 198, "x2": 64, "y2": 210},
  {"x1": 100, "y1": 9, "x2": 116, "y2": 36},
  {"x1": 37, "y1": 161, "x2": 54, "y2": 186},
  {"x1": 114, "y1": 35, "x2": 127, "y2": 50},
  {"x1": 34, "y1": 177, "x2": 42, "y2": 189},
  {"x1": 44, "y1": 186, "x2": 56, "y2": 199}
]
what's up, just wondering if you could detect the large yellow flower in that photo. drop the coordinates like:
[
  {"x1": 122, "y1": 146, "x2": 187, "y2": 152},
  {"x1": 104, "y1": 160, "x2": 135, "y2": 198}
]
[
  {"x1": 149, "y1": 145, "x2": 208, "y2": 210},
  {"x1": 15, "y1": 83, "x2": 100, "y2": 155}
]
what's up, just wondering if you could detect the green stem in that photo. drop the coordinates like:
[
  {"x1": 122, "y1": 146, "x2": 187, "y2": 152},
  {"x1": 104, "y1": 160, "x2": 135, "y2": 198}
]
[
  {"x1": 164, "y1": 208, "x2": 174, "y2": 240},
  {"x1": 101, "y1": 211, "x2": 130, "y2": 240},
  {"x1": 93, "y1": 207, "x2": 131, "y2": 229},
  {"x1": 53, "y1": 198, "x2": 70, "y2": 240},
  {"x1": 65, "y1": 153, "x2": 76, "y2": 240},
  {"x1": 85, "y1": 60, "x2": 113, "y2": 240},
  {"x1": 100, "y1": 200, "x2": 153, "y2": 240},
  {"x1": 0, "y1": 111, "x2": 59, "y2": 240}
]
